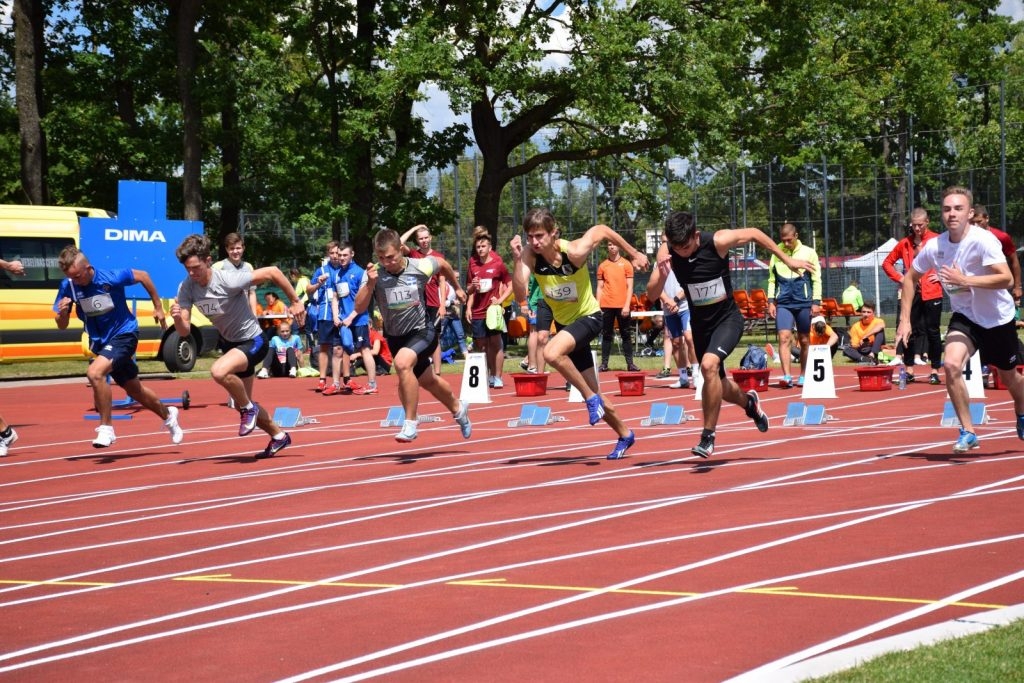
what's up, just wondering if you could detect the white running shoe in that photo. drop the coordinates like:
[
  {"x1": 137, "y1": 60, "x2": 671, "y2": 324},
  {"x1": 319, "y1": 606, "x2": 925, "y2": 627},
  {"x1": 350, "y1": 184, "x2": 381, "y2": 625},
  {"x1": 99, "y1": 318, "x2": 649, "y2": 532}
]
[
  {"x1": 492, "y1": 376, "x2": 504, "y2": 389},
  {"x1": 256, "y1": 367, "x2": 270, "y2": 379},
  {"x1": 454, "y1": 400, "x2": 472, "y2": 439},
  {"x1": 93, "y1": 424, "x2": 116, "y2": 448},
  {"x1": 395, "y1": 419, "x2": 418, "y2": 442},
  {"x1": 0, "y1": 428, "x2": 18, "y2": 457},
  {"x1": 164, "y1": 406, "x2": 184, "y2": 444}
]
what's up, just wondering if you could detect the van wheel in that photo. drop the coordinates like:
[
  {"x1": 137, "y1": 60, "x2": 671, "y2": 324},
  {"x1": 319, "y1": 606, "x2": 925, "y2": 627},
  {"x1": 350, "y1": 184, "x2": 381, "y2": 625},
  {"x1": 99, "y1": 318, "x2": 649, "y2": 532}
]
[{"x1": 162, "y1": 331, "x2": 197, "y2": 372}]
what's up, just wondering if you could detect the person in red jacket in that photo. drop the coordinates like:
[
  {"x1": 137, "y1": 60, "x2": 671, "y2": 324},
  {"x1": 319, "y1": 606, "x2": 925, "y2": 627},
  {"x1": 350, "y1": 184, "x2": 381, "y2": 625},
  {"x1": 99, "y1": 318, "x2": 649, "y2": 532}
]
[{"x1": 882, "y1": 207, "x2": 942, "y2": 384}]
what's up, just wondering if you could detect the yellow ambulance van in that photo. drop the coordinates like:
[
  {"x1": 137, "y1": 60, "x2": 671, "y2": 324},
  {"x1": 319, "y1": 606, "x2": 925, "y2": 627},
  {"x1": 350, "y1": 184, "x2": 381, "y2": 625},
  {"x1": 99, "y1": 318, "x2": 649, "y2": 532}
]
[{"x1": 0, "y1": 204, "x2": 218, "y2": 371}]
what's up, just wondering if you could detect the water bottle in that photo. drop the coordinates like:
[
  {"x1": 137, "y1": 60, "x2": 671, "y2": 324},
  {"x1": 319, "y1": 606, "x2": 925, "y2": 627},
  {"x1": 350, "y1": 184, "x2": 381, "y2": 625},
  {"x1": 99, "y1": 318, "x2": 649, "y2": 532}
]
[{"x1": 898, "y1": 364, "x2": 907, "y2": 390}]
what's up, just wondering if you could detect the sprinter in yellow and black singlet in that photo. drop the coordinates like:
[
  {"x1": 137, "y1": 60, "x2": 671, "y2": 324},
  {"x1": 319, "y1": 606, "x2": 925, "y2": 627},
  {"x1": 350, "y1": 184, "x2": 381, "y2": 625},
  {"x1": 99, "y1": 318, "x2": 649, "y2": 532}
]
[
  {"x1": 510, "y1": 207, "x2": 649, "y2": 460},
  {"x1": 646, "y1": 211, "x2": 818, "y2": 459}
]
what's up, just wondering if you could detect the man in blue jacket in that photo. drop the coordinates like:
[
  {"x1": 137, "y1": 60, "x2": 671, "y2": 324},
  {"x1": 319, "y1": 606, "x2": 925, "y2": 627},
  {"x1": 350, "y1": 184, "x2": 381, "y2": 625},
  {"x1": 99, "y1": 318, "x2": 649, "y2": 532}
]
[{"x1": 767, "y1": 223, "x2": 821, "y2": 388}]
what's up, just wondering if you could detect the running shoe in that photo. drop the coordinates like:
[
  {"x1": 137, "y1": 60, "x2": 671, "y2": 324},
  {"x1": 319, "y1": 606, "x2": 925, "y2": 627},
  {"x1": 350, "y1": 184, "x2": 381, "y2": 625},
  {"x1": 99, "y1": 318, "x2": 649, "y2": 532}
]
[
  {"x1": 656, "y1": 367, "x2": 673, "y2": 379},
  {"x1": 744, "y1": 391, "x2": 769, "y2": 432},
  {"x1": 0, "y1": 428, "x2": 18, "y2": 457},
  {"x1": 764, "y1": 342, "x2": 776, "y2": 361},
  {"x1": 93, "y1": 424, "x2": 116, "y2": 448},
  {"x1": 491, "y1": 376, "x2": 504, "y2": 389},
  {"x1": 953, "y1": 428, "x2": 979, "y2": 454},
  {"x1": 626, "y1": 364, "x2": 641, "y2": 373},
  {"x1": 256, "y1": 367, "x2": 269, "y2": 379},
  {"x1": 914, "y1": 356, "x2": 928, "y2": 366},
  {"x1": 692, "y1": 430, "x2": 715, "y2": 459},
  {"x1": 585, "y1": 394, "x2": 605, "y2": 425},
  {"x1": 256, "y1": 432, "x2": 291, "y2": 459},
  {"x1": 598, "y1": 364, "x2": 609, "y2": 372},
  {"x1": 322, "y1": 383, "x2": 342, "y2": 396},
  {"x1": 520, "y1": 358, "x2": 530, "y2": 370},
  {"x1": 454, "y1": 400, "x2": 472, "y2": 439},
  {"x1": 288, "y1": 367, "x2": 297, "y2": 377},
  {"x1": 352, "y1": 382, "x2": 377, "y2": 395},
  {"x1": 1017, "y1": 413, "x2": 1024, "y2": 440},
  {"x1": 238, "y1": 402, "x2": 260, "y2": 436},
  {"x1": 606, "y1": 430, "x2": 636, "y2": 460},
  {"x1": 164, "y1": 406, "x2": 184, "y2": 444},
  {"x1": 395, "y1": 419, "x2": 418, "y2": 443},
  {"x1": 780, "y1": 374, "x2": 792, "y2": 388},
  {"x1": 316, "y1": 377, "x2": 327, "y2": 392},
  {"x1": 930, "y1": 373, "x2": 941, "y2": 385},
  {"x1": 796, "y1": 375, "x2": 805, "y2": 387},
  {"x1": 904, "y1": 373, "x2": 916, "y2": 384},
  {"x1": 526, "y1": 367, "x2": 538, "y2": 374}
]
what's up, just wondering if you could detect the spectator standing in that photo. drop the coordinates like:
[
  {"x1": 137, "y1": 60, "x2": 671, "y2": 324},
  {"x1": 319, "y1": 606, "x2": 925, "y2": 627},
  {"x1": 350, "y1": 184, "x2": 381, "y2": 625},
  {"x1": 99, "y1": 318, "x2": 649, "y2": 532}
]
[
  {"x1": 646, "y1": 212, "x2": 813, "y2": 458},
  {"x1": 331, "y1": 242, "x2": 377, "y2": 395},
  {"x1": 401, "y1": 224, "x2": 448, "y2": 371},
  {"x1": 767, "y1": 223, "x2": 821, "y2": 388},
  {"x1": 971, "y1": 204, "x2": 1022, "y2": 304},
  {"x1": 465, "y1": 227, "x2": 512, "y2": 389},
  {"x1": 882, "y1": 208, "x2": 942, "y2": 383},
  {"x1": 656, "y1": 267, "x2": 695, "y2": 389},
  {"x1": 171, "y1": 234, "x2": 304, "y2": 458},
  {"x1": 597, "y1": 242, "x2": 639, "y2": 372},
  {"x1": 354, "y1": 229, "x2": 471, "y2": 443},
  {"x1": 897, "y1": 187, "x2": 1024, "y2": 453},
  {"x1": 441, "y1": 270, "x2": 471, "y2": 358},
  {"x1": 309, "y1": 242, "x2": 343, "y2": 393},
  {"x1": 841, "y1": 302, "x2": 886, "y2": 364},
  {"x1": 214, "y1": 232, "x2": 258, "y2": 315},
  {"x1": 53, "y1": 246, "x2": 183, "y2": 448}
]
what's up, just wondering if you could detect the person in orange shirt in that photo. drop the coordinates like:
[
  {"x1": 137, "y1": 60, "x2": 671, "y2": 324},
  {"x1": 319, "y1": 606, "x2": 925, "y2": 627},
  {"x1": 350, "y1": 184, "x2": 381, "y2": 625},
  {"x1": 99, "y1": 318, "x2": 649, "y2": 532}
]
[
  {"x1": 882, "y1": 207, "x2": 941, "y2": 383},
  {"x1": 841, "y1": 302, "x2": 886, "y2": 364},
  {"x1": 596, "y1": 241, "x2": 639, "y2": 372},
  {"x1": 808, "y1": 315, "x2": 839, "y2": 357}
]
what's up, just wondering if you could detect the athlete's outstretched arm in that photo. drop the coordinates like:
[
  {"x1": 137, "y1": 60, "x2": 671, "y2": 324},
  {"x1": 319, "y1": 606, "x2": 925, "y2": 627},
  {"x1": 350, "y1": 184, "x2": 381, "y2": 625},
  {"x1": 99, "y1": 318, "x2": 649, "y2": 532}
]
[
  {"x1": 715, "y1": 228, "x2": 816, "y2": 274},
  {"x1": 568, "y1": 224, "x2": 649, "y2": 272}
]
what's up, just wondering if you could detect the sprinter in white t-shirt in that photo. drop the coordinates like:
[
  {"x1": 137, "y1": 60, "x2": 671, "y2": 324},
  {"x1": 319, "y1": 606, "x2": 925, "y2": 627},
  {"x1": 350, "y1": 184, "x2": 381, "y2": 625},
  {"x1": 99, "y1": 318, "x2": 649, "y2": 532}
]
[{"x1": 896, "y1": 186, "x2": 1024, "y2": 454}]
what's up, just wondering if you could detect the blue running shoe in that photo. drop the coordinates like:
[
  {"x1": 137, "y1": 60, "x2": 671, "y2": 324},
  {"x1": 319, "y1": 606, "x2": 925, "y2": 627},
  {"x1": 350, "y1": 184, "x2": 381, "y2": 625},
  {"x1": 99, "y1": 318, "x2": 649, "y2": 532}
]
[
  {"x1": 607, "y1": 430, "x2": 635, "y2": 460},
  {"x1": 780, "y1": 375, "x2": 792, "y2": 388},
  {"x1": 257, "y1": 432, "x2": 290, "y2": 459},
  {"x1": 744, "y1": 391, "x2": 769, "y2": 432},
  {"x1": 585, "y1": 394, "x2": 605, "y2": 425},
  {"x1": 953, "y1": 428, "x2": 979, "y2": 454},
  {"x1": 238, "y1": 402, "x2": 259, "y2": 436},
  {"x1": 454, "y1": 400, "x2": 472, "y2": 439},
  {"x1": 1017, "y1": 413, "x2": 1024, "y2": 440},
  {"x1": 796, "y1": 375, "x2": 805, "y2": 387}
]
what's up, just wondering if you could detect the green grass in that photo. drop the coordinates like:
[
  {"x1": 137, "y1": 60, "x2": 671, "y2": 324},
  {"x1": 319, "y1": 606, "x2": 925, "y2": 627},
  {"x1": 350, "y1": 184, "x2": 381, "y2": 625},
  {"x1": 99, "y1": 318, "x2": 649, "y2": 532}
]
[{"x1": 806, "y1": 618, "x2": 1024, "y2": 682}]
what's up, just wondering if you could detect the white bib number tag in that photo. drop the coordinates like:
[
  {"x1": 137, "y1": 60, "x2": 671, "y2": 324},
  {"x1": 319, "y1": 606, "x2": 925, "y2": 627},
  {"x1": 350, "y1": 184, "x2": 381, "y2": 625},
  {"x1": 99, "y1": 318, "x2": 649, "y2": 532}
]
[
  {"x1": 80, "y1": 293, "x2": 115, "y2": 317},
  {"x1": 687, "y1": 277, "x2": 726, "y2": 306},
  {"x1": 385, "y1": 284, "x2": 418, "y2": 309},
  {"x1": 194, "y1": 297, "x2": 225, "y2": 317},
  {"x1": 544, "y1": 281, "x2": 578, "y2": 302},
  {"x1": 336, "y1": 281, "x2": 350, "y2": 298}
]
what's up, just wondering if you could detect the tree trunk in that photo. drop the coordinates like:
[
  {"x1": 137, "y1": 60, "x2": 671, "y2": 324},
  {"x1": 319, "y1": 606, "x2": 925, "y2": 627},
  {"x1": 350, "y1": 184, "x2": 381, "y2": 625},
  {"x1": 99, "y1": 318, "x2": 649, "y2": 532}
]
[
  {"x1": 219, "y1": 97, "x2": 241, "y2": 246},
  {"x1": 14, "y1": 0, "x2": 48, "y2": 205},
  {"x1": 347, "y1": 0, "x2": 376, "y2": 260},
  {"x1": 170, "y1": 0, "x2": 203, "y2": 220}
]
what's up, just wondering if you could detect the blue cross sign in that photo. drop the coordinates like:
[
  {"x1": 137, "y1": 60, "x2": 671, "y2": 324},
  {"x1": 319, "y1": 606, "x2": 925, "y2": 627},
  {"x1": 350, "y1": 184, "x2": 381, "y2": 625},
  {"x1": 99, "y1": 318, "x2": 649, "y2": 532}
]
[{"x1": 79, "y1": 180, "x2": 204, "y2": 298}]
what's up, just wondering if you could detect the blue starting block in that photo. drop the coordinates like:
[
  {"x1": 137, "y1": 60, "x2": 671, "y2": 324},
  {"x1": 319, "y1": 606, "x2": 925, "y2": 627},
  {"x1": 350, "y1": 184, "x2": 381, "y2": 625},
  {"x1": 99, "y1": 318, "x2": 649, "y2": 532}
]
[
  {"x1": 939, "y1": 401, "x2": 990, "y2": 427},
  {"x1": 379, "y1": 406, "x2": 443, "y2": 427},
  {"x1": 507, "y1": 403, "x2": 568, "y2": 427},
  {"x1": 640, "y1": 402, "x2": 692, "y2": 426},
  {"x1": 83, "y1": 413, "x2": 133, "y2": 421},
  {"x1": 272, "y1": 407, "x2": 318, "y2": 428},
  {"x1": 782, "y1": 402, "x2": 833, "y2": 426},
  {"x1": 111, "y1": 390, "x2": 191, "y2": 410}
]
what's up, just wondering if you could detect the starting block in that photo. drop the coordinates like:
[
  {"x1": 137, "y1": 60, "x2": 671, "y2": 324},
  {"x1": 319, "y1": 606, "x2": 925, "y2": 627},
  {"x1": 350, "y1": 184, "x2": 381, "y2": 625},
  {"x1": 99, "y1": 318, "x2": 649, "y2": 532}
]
[
  {"x1": 83, "y1": 413, "x2": 134, "y2": 421},
  {"x1": 111, "y1": 390, "x2": 191, "y2": 410},
  {"x1": 639, "y1": 402, "x2": 694, "y2": 426},
  {"x1": 939, "y1": 401, "x2": 991, "y2": 427},
  {"x1": 782, "y1": 402, "x2": 834, "y2": 426},
  {"x1": 379, "y1": 406, "x2": 443, "y2": 427},
  {"x1": 507, "y1": 403, "x2": 568, "y2": 427},
  {"x1": 272, "y1": 407, "x2": 319, "y2": 428}
]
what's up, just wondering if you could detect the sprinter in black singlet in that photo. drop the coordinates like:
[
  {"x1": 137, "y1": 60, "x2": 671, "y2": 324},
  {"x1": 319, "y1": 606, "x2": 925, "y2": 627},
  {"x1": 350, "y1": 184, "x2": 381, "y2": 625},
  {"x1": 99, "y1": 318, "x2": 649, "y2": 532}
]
[{"x1": 647, "y1": 211, "x2": 817, "y2": 458}]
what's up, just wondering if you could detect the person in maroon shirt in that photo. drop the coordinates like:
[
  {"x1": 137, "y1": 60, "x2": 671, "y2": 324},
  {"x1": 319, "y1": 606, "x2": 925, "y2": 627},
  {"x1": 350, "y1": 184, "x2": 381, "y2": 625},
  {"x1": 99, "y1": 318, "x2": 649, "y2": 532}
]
[
  {"x1": 882, "y1": 207, "x2": 942, "y2": 383},
  {"x1": 972, "y1": 204, "x2": 1022, "y2": 304},
  {"x1": 400, "y1": 224, "x2": 449, "y2": 370},
  {"x1": 465, "y1": 226, "x2": 512, "y2": 388}
]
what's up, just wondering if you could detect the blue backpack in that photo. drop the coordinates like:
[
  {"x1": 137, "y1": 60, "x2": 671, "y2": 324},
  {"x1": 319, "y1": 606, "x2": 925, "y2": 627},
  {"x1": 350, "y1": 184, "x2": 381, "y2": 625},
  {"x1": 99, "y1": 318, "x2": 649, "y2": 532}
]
[{"x1": 740, "y1": 344, "x2": 767, "y2": 370}]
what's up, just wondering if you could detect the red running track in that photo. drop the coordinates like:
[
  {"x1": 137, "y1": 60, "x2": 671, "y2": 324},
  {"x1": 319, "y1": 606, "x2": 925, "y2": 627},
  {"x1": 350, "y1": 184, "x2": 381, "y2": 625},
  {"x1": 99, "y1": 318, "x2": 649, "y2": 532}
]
[{"x1": 1, "y1": 365, "x2": 1023, "y2": 681}]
